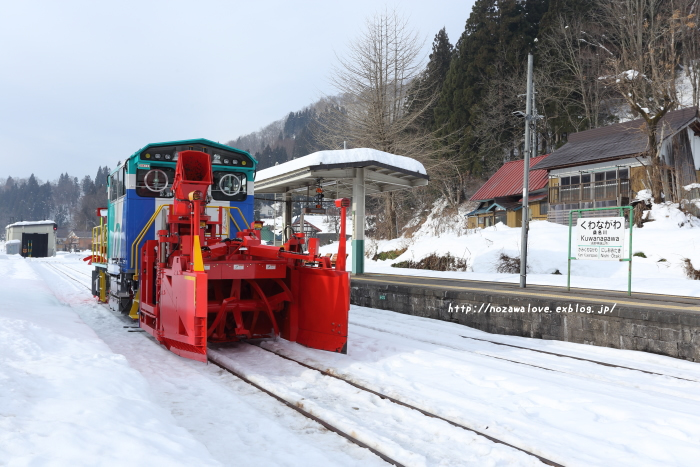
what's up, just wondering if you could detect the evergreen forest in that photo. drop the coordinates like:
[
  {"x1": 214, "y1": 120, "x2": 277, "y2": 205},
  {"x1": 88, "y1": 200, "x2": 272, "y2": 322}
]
[{"x1": 2, "y1": 0, "x2": 698, "y2": 240}]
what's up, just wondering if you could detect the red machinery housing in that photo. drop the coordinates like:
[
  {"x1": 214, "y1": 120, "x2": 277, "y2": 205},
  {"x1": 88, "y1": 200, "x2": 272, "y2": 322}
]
[{"x1": 138, "y1": 150, "x2": 350, "y2": 362}]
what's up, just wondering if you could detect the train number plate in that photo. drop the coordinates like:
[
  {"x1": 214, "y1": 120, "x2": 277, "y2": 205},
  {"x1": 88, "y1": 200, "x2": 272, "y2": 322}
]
[
  {"x1": 266, "y1": 265, "x2": 276, "y2": 270},
  {"x1": 234, "y1": 264, "x2": 244, "y2": 270}
]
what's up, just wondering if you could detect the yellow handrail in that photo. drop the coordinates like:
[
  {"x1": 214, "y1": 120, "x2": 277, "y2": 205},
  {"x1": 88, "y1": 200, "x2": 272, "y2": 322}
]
[
  {"x1": 131, "y1": 205, "x2": 250, "y2": 279},
  {"x1": 204, "y1": 205, "x2": 250, "y2": 234},
  {"x1": 91, "y1": 222, "x2": 107, "y2": 263},
  {"x1": 131, "y1": 204, "x2": 171, "y2": 279},
  {"x1": 92, "y1": 226, "x2": 98, "y2": 259}
]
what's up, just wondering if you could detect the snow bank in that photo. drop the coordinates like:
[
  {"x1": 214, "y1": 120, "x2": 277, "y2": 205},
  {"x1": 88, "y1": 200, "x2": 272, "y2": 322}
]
[
  {"x1": 257, "y1": 148, "x2": 427, "y2": 181},
  {"x1": 0, "y1": 256, "x2": 219, "y2": 466},
  {"x1": 339, "y1": 201, "x2": 700, "y2": 296}
]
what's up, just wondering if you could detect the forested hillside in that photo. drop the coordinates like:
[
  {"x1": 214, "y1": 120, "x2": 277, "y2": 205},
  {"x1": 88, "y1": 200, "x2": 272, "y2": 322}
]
[
  {"x1": 0, "y1": 167, "x2": 109, "y2": 234},
  {"x1": 230, "y1": 0, "x2": 700, "y2": 238},
  {"x1": 3, "y1": 0, "x2": 697, "y2": 240}
]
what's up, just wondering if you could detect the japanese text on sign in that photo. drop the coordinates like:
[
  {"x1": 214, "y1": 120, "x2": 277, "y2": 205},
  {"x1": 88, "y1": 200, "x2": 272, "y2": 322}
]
[{"x1": 575, "y1": 217, "x2": 624, "y2": 261}]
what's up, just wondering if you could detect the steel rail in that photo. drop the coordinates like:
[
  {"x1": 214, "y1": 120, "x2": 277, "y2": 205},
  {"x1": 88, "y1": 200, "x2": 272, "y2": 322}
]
[
  {"x1": 42, "y1": 263, "x2": 404, "y2": 466},
  {"x1": 207, "y1": 352, "x2": 406, "y2": 467},
  {"x1": 252, "y1": 344, "x2": 564, "y2": 467},
  {"x1": 43, "y1": 263, "x2": 92, "y2": 292},
  {"x1": 459, "y1": 335, "x2": 700, "y2": 383},
  {"x1": 352, "y1": 321, "x2": 700, "y2": 388}
]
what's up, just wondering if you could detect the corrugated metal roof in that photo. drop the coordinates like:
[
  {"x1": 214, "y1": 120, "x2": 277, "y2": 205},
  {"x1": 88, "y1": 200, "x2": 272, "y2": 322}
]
[
  {"x1": 536, "y1": 107, "x2": 699, "y2": 170},
  {"x1": 469, "y1": 155, "x2": 550, "y2": 201}
]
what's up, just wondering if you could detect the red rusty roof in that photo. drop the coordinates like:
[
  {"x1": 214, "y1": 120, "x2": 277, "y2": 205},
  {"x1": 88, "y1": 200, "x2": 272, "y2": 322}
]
[{"x1": 470, "y1": 155, "x2": 550, "y2": 201}]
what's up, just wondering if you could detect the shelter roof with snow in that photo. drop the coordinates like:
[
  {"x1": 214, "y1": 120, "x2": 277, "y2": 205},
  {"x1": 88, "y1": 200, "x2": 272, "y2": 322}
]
[
  {"x1": 470, "y1": 154, "x2": 550, "y2": 202},
  {"x1": 6, "y1": 220, "x2": 57, "y2": 229},
  {"x1": 255, "y1": 148, "x2": 428, "y2": 196},
  {"x1": 536, "y1": 107, "x2": 700, "y2": 171}
]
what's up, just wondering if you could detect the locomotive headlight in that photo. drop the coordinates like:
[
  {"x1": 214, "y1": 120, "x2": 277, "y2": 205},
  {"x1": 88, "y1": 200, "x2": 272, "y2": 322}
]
[
  {"x1": 165, "y1": 154, "x2": 172, "y2": 160},
  {"x1": 155, "y1": 153, "x2": 162, "y2": 159},
  {"x1": 145, "y1": 153, "x2": 151, "y2": 159},
  {"x1": 223, "y1": 158, "x2": 230, "y2": 164},
  {"x1": 219, "y1": 174, "x2": 242, "y2": 196}
]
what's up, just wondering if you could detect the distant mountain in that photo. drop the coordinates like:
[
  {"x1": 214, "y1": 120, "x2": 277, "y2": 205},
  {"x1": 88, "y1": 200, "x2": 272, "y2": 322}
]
[{"x1": 227, "y1": 96, "x2": 346, "y2": 170}]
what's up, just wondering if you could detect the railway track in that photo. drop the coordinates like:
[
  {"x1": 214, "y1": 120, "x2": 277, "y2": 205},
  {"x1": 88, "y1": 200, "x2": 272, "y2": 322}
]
[
  {"x1": 43, "y1": 260, "x2": 562, "y2": 466},
  {"x1": 233, "y1": 343, "x2": 564, "y2": 467},
  {"x1": 53, "y1": 262, "x2": 92, "y2": 278},
  {"x1": 459, "y1": 334, "x2": 700, "y2": 383},
  {"x1": 351, "y1": 321, "x2": 700, "y2": 388},
  {"x1": 44, "y1": 262, "x2": 92, "y2": 291}
]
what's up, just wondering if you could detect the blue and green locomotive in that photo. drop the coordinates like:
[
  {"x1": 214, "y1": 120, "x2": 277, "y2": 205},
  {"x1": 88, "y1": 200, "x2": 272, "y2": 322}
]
[
  {"x1": 90, "y1": 138, "x2": 350, "y2": 362},
  {"x1": 92, "y1": 138, "x2": 256, "y2": 314}
]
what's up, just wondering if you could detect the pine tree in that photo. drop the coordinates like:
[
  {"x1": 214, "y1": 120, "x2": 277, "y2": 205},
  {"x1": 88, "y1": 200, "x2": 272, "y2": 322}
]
[
  {"x1": 434, "y1": 0, "x2": 549, "y2": 176},
  {"x1": 407, "y1": 28, "x2": 454, "y2": 129}
]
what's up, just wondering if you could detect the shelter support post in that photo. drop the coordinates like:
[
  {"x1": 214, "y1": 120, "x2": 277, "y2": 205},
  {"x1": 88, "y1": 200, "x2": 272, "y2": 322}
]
[
  {"x1": 284, "y1": 191, "x2": 292, "y2": 242},
  {"x1": 352, "y1": 168, "x2": 365, "y2": 274}
]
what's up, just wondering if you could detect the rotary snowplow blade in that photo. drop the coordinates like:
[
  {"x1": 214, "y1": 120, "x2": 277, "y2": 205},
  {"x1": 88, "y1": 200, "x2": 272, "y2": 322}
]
[
  {"x1": 157, "y1": 270, "x2": 209, "y2": 362},
  {"x1": 286, "y1": 267, "x2": 349, "y2": 354}
]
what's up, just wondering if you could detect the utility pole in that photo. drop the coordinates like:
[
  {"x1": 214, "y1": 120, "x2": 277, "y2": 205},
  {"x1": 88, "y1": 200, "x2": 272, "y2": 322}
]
[{"x1": 520, "y1": 53, "x2": 534, "y2": 288}]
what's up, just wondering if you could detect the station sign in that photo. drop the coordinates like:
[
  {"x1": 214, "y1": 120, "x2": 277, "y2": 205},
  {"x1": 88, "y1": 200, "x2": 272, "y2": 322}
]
[
  {"x1": 303, "y1": 207, "x2": 326, "y2": 214},
  {"x1": 575, "y1": 217, "x2": 625, "y2": 261}
]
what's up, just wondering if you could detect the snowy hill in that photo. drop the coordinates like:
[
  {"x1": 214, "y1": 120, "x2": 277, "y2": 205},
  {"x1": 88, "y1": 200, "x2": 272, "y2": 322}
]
[{"x1": 322, "y1": 201, "x2": 700, "y2": 297}]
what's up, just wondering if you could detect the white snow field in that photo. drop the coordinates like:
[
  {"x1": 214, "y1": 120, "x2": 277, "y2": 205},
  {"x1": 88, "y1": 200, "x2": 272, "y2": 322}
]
[
  {"x1": 3, "y1": 251, "x2": 700, "y2": 466},
  {"x1": 0, "y1": 254, "x2": 219, "y2": 466},
  {"x1": 326, "y1": 201, "x2": 700, "y2": 297}
]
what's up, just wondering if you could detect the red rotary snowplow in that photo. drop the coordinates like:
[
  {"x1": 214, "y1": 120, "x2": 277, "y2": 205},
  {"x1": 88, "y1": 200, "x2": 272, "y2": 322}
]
[{"x1": 138, "y1": 150, "x2": 350, "y2": 362}]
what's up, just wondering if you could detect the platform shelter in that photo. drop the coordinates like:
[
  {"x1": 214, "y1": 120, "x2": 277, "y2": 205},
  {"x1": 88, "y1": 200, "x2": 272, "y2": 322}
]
[{"x1": 255, "y1": 148, "x2": 428, "y2": 274}]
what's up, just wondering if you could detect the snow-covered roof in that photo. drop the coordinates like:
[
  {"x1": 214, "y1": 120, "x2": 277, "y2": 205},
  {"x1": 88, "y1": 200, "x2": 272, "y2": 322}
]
[
  {"x1": 6, "y1": 220, "x2": 56, "y2": 228},
  {"x1": 257, "y1": 148, "x2": 427, "y2": 182}
]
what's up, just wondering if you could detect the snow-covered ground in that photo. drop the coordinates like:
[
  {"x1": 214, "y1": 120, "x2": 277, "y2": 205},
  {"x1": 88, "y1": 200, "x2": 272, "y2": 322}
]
[
  {"x1": 2, "y1": 252, "x2": 700, "y2": 466},
  {"x1": 325, "y1": 201, "x2": 700, "y2": 297},
  {"x1": 0, "y1": 253, "x2": 219, "y2": 466}
]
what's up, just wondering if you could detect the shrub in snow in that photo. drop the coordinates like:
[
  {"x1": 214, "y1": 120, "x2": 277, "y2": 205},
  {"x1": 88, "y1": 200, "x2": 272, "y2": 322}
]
[
  {"x1": 495, "y1": 253, "x2": 528, "y2": 274},
  {"x1": 372, "y1": 248, "x2": 407, "y2": 261},
  {"x1": 683, "y1": 258, "x2": 700, "y2": 280},
  {"x1": 392, "y1": 253, "x2": 467, "y2": 271}
]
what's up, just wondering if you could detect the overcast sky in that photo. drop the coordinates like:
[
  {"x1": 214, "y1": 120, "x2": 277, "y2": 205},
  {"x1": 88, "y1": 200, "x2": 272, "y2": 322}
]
[{"x1": 0, "y1": 0, "x2": 475, "y2": 181}]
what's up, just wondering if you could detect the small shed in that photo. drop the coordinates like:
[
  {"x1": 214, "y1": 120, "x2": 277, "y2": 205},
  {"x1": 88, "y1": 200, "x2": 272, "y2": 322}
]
[
  {"x1": 5, "y1": 220, "x2": 57, "y2": 257},
  {"x1": 467, "y1": 155, "x2": 550, "y2": 229}
]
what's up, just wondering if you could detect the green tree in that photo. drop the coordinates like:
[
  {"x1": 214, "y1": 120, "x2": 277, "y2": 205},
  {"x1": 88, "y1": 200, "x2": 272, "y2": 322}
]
[{"x1": 434, "y1": 0, "x2": 548, "y2": 176}]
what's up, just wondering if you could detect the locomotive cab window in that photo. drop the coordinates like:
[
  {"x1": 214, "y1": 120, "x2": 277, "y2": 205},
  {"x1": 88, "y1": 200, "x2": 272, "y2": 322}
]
[
  {"x1": 109, "y1": 166, "x2": 126, "y2": 201},
  {"x1": 212, "y1": 171, "x2": 247, "y2": 201},
  {"x1": 136, "y1": 167, "x2": 175, "y2": 198}
]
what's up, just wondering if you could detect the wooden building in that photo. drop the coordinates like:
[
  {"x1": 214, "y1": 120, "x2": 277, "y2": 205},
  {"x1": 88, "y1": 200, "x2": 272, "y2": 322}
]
[
  {"x1": 537, "y1": 107, "x2": 700, "y2": 224},
  {"x1": 466, "y1": 155, "x2": 550, "y2": 229}
]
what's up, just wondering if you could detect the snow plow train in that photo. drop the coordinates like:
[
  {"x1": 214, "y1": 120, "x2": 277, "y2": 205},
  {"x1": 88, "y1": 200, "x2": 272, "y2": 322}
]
[{"x1": 89, "y1": 140, "x2": 349, "y2": 362}]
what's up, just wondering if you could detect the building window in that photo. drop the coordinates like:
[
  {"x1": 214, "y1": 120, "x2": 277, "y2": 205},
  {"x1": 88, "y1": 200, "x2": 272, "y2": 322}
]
[{"x1": 540, "y1": 203, "x2": 549, "y2": 215}]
